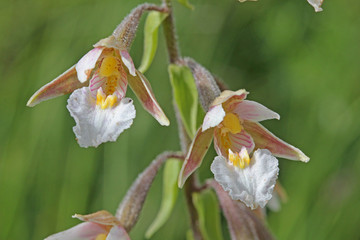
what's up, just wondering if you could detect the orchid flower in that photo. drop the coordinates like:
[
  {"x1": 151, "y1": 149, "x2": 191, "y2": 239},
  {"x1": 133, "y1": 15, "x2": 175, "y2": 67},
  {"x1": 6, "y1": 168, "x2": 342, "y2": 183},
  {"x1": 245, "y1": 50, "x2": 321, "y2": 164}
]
[
  {"x1": 178, "y1": 89, "x2": 309, "y2": 208},
  {"x1": 27, "y1": 5, "x2": 170, "y2": 148},
  {"x1": 45, "y1": 210, "x2": 130, "y2": 240}
]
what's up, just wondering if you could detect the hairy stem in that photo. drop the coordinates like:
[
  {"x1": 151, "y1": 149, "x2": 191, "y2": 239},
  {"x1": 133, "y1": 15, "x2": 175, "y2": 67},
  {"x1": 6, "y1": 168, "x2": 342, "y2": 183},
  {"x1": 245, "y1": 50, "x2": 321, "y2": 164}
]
[
  {"x1": 161, "y1": 1, "x2": 204, "y2": 239},
  {"x1": 112, "y1": 3, "x2": 169, "y2": 50},
  {"x1": 162, "y1": 0, "x2": 181, "y2": 63}
]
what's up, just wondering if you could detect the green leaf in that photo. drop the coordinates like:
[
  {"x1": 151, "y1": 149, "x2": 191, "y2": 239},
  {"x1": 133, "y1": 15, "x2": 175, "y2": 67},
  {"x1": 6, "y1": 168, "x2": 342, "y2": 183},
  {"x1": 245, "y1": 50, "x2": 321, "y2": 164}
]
[
  {"x1": 145, "y1": 159, "x2": 182, "y2": 238},
  {"x1": 178, "y1": 0, "x2": 195, "y2": 10},
  {"x1": 168, "y1": 64, "x2": 199, "y2": 138},
  {"x1": 192, "y1": 190, "x2": 224, "y2": 240},
  {"x1": 186, "y1": 229, "x2": 195, "y2": 240},
  {"x1": 138, "y1": 11, "x2": 168, "y2": 73}
]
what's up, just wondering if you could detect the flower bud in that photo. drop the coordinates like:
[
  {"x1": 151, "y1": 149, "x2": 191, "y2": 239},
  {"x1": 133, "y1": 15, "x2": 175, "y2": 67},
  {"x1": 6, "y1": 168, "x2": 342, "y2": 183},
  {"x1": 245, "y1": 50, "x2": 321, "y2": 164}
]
[{"x1": 182, "y1": 58, "x2": 221, "y2": 112}]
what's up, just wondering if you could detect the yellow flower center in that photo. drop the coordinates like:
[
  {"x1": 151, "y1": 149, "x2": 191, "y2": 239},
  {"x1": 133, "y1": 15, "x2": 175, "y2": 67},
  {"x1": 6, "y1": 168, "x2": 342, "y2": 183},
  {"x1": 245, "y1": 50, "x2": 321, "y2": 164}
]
[
  {"x1": 228, "y1": 149, "x2": 250, "y2": 169},
  {"x1": 222, "y1": 113, "x2": 242, "y2": 135},
  {"x1": 96, "y1": 55, "x2": 122, "y2": 109},
  {"x1": 95, "y1": 233, "x2": 108, "y2": 240},
  {"x1": 96, "y1": 89, "x2": 117, "y2": 109},
  {"x1": 100, "y1": 56, "x2": 118, "y2": 77}
]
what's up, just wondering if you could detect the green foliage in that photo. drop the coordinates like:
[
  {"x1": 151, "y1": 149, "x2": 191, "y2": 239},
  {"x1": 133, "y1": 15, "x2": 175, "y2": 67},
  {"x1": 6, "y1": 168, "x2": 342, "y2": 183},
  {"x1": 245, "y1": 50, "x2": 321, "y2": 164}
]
[
  {"x1": 168, "y1": 64, "x2": 199, "y2": 138},
  {"x1": 138, "y1": 11, "x2": 168, "y2": 73},
  {"x1": 177, "y1": 0, "x2": 195, "y2": 10},
  {"x1": 145, "y1": 159, "x2": 181, "y2": 238},
  {"x1": 2, "y1": 0, "x2": 360, "y2": 239},
  {"x1": 192, "y1": 189, "x2": 224, "y2": 240}
]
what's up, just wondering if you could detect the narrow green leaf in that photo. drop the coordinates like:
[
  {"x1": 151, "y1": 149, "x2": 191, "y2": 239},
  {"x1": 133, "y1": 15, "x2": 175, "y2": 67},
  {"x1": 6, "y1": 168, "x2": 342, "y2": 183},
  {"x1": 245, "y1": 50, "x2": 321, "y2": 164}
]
[
  {"x1": 168, "y1": 64, "x2": 199, "y2": 138},
  {"x1": 178, "y1": 0, "x2": 195, "y2": 10},
  {"x1": 145, "y1": 159, "x2": 182, "y2": 238},
  {"x1": 186, "y1": 229, "x2": 195, "y2": 240},
  {"x1": 192, "y1": 190, "x2": 224, "y2": 240},
  {"x1": 138, "y1": 11, "x2": 168, "y2": 73}
]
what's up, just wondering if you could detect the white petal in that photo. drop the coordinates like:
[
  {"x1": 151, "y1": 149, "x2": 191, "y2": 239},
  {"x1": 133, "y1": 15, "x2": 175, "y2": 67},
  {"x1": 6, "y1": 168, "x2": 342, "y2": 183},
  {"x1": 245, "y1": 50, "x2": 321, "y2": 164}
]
[
  {"x1": 67, "y1": 87, "x2": 136, "y2": 148},
  {"x1": 307, "y1": 0, "x2": 323, "y2": 12},
  {"x1": 45, "y1": 222, "x2": 107, "y2": 240},
  {"x1": 106, "y1": 226, "x2": 130, "y2": 240},
  {"x1": 202, "y1": 105, "x2": 226, "y2": 131},
  {"x1": 233, "y1": 100, "x2": 280, "y2": 122},
  {"x1": 211, "y1": 149, "x2": 279, "y2": 209},
  {"x1": 120, "y1": 50, "x2": 136, "y2": 76},
  {"x1": 76, "y1": 47, "x2": 104, "y2": 83}
]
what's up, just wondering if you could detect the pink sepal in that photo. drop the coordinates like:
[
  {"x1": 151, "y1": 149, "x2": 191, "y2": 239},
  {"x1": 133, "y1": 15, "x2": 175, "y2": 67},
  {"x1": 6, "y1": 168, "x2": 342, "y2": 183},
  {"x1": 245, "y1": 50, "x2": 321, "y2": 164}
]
[
  {"x1": 27, "y1": 65, "x2": 86, "y2": 107},
  {"x1": 178, "y1": 127, "x2": 214, "y2": 187},
  {"x1": 243, "y1": 121, "x2": 309, "y2": 162},
  {"x1": 233, "y1": 100, "x2": 280, "y2": 122},
  {"x1": 128, "y1": 70, "x2": 169, "y2": 126},
  {"x1": 44, "y1": 222, "x2": 107, "y2": 240},
  {"x1": 107, "y1": 225, "x2": 131, "y2": 240}
]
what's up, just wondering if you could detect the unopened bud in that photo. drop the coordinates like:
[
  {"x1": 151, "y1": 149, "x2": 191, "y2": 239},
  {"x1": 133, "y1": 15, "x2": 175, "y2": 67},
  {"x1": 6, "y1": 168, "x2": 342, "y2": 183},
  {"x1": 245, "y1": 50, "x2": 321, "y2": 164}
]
[
  {"x1": 181, "y1": 58, "x2": 221, "y2": 112},
  {"x1": 115, "y1": 151, "x2": 183, "y2": 231}
]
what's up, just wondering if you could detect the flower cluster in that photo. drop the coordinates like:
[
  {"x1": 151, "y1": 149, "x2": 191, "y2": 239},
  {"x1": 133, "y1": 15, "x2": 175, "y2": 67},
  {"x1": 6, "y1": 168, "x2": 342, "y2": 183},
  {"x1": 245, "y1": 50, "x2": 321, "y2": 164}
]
[
  {"x1": 179, "y1": 89, "x2": 309, "y2": 209},
  {"x1": 26, "y1": 2, "x2": 314, "y2": 239}
]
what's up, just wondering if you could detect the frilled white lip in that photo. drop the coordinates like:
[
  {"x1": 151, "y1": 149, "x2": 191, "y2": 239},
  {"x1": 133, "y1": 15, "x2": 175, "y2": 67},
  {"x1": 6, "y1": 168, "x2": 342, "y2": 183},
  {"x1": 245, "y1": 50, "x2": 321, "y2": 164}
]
[
  {"x1": 211, "y1": 149, "x2": 279, "y2": 209},
  {"x1": 67, "y1": 87, "x2": 136, "y2": 148}
]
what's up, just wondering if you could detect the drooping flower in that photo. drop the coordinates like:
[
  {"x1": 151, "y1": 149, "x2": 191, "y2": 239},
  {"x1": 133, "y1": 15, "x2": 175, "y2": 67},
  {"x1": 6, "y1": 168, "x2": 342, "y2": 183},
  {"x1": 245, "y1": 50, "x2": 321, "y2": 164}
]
[
  {"x1": 27, "y1": 5, "x2": 169, "y2": 148},
  {"x1": 45, "y1": 210, "x2": 130, "y2": 240},
  {"x1": 179, "y1": 89, "x2": 309, "y2": 191}
]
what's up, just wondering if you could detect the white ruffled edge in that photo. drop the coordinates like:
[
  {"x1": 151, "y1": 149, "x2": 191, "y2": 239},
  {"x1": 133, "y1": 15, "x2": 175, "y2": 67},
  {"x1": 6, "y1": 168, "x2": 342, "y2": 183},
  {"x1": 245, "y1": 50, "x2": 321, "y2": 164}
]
[
  {"x1": 67, "y1": 87, "x2": 136, "y2": 148},
  {"x1": 210, "y1": 149, "x2": 279, "y2": 209}
]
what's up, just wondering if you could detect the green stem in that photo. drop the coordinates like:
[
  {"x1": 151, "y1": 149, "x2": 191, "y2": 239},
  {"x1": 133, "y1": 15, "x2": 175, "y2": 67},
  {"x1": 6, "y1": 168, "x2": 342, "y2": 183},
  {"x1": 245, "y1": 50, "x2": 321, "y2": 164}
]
[
  {"x1": 161, "y1": 1, "x2": 204, "y2": 239},
  {"x1": 162, "y1": 0, "x2": 181, "y2": 63}
]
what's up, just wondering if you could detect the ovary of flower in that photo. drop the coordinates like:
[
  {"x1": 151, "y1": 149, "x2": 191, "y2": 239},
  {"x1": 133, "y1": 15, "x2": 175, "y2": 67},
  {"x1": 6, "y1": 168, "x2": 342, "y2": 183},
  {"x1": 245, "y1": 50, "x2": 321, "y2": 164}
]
[{"x1": 229, "y1": 148, "x2": 250, "y2": 169}]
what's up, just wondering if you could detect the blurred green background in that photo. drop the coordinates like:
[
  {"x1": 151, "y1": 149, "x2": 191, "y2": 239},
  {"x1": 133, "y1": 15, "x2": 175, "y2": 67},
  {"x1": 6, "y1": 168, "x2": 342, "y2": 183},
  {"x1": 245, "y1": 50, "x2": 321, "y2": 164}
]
[{"x1": 1, "y1": 0, "x2": 360, "y2": 239}]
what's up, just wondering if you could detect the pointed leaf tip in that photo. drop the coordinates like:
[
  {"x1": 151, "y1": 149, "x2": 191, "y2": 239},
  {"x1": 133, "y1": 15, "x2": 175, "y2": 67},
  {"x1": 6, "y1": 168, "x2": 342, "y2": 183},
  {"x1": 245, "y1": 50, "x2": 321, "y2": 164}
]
[
  {"x1": 139, "y1": 11, "x2": 168, "y2": 73},
  {"x1": 178, "y1": 0, "x2": 195, "y2": 10},
  {"x1": 145, "y1": 159, "x2": 181, "y2": 238},
  {"x1": 168, "y1": 64, "x2": 199, "y2": 138}
]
